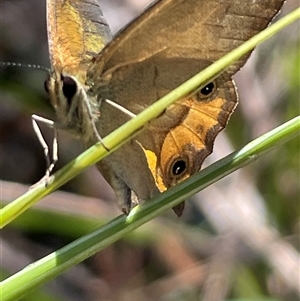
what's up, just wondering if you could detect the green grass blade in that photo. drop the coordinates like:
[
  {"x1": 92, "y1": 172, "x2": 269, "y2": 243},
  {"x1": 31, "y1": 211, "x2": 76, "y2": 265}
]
[{"x1": 1, "y1": 115, "x2": 299, "y2": 301}]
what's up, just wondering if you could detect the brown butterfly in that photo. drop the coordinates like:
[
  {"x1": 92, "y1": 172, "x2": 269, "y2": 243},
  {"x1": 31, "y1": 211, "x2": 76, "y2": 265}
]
[{"x1": 45, "y1": 0, "x2": 285, "y2": 216}]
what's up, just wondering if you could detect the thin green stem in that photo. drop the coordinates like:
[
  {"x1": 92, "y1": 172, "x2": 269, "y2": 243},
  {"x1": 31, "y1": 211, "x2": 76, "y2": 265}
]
[{"x1": 1, "y1": 116, "x2": 299, "y2": 301}]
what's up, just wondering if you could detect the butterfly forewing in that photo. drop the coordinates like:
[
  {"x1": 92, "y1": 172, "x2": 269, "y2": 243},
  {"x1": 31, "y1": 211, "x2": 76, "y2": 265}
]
[{"x1": 46, "y1": 0, "x2": 112, "y2": 141}]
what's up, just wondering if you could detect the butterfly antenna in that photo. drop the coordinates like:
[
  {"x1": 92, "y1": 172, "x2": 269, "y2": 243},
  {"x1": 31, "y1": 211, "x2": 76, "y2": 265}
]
[{"x1": 0, "y1": 61, "x2": 50, "y2": 73}]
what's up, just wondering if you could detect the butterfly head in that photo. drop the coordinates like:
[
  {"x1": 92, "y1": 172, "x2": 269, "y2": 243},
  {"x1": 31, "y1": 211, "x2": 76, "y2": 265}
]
[{"x1": 44, "y1": 66, "x2": 99, "y2": 142}]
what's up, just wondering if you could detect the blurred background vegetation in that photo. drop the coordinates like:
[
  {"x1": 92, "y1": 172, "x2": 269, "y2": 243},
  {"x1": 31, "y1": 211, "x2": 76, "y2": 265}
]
[{"x1": 0, "y1": 0, "x2": 299, "y2": 300}]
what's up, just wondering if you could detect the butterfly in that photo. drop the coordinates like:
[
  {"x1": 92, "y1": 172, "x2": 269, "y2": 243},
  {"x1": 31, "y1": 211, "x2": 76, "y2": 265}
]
[{"x1": 44, "y1": 0, "x2": 285, "y2": 216}]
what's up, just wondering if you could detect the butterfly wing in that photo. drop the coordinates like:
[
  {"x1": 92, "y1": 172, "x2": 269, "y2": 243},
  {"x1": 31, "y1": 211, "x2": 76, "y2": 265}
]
[
  {"x1": 47, "y1": 0, "x2": 111, "y2": 72},
  {"x1": 88, "y1": 0, "x2": 284, "y2": 80},
  {"x1": 86, "y1": 0, "x2": 285, "y2": 214}
]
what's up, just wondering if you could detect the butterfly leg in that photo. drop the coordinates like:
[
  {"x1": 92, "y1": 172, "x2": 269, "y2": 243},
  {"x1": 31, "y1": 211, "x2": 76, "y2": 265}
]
[
  {"x1": 104, "y1": 99, "x2": 136, "y2": 118},
  {"x1": 32, "y1": 114, "x2": 58, "y2": 181}
]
